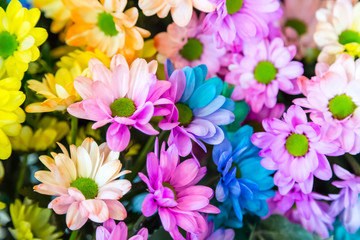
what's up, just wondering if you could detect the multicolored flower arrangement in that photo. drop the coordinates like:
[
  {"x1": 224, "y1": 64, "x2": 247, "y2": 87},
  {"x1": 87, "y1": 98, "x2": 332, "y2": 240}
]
[{"x1": 1, "y1": 0, "x2": 360, "y2": 239}]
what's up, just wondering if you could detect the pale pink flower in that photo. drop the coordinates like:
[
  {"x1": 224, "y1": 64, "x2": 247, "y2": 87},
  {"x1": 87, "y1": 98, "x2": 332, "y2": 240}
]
[{"x1": 34, "y1": 138, "x2": 131, "y2": 230}]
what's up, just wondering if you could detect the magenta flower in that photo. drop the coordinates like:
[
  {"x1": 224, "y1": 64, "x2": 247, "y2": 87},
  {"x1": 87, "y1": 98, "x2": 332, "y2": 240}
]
[
  {"x1": 246, "y1": 103, "x2": 285, "y2": 125},
  {"x1": 96, "y1": 218, "x2": 148, "y2": 240},
  {"x1": 186, "y1": 219, "x2": 234, "y2": 240},
  {"x1": 267, "y1": 185, "x2": 334, "y2": 238},
  {"x1": 252, "y1": 105, "x2": 337, "y2": 194},
  {"x1": 138, "y1": 141, "x2": 220, "y2": 239},
  {"x1": 329, "y1": 164, "x2": 360, "y2": 233},
  {"x1": 294, "y1": 54, "x2": 360, "y2": 155},
  {"x1": 203, "y1": 0, "x2": 282, "y2": 47},
  {"x1": 67, "y1": 54, "x2": 172, "y2": 152},
  {"x1": 226, "y1": 37, "x2": 303, "y2": 113}
]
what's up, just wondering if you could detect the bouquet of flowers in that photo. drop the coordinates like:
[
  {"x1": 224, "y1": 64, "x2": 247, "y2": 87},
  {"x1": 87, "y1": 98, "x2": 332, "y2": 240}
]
[{"x1": 1, "y1": 0, "x2": 360, "y2": 239}]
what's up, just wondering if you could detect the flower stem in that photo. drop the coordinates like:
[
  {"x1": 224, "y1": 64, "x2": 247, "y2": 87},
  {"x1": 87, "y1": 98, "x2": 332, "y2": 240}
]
[
  {"x1": 69, "y1": 230, "x2": 78, "y2": 240},
  {"x1": 133, "y1": 214, "x2": 146, "y2": 233},
  {"x1": 15, "y1": 154, "x2": 28, "y2": 197},
  {"x1": 71, "y1": 116, "x2": 78, "y2": 145},
  {"x1": 345, "y1": 153, "x2": 360, "y2": 176}
]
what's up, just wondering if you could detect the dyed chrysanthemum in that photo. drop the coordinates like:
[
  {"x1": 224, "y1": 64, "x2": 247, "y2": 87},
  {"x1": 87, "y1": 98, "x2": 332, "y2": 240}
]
[
  {"x1": 96, "y1": 218, "x2": 148, "y2": 240},
  {"x1": 186, "y1": 219, "x2": 234, "y2": 240},
  {"x1": 10, "y1": 116, "x2": 69, "y2": 152},
  {"x1": 67, "y1": 54, "x2": 171, "y2": 152},
  {"x1": 314, "y1": 0, "x2": 360, "y2": 63},
  {"x1": 226, "y1": 38, "x2": 303, "y2": 113},
  {"x1": 159, "y1": 60, "x2": 235, "y2": 157},
  {"x1": 329, "y1": 164, "x2": 360, "y2": 233},
  {"x1": 0, "y1": 77, "x2": 25, "y2": 160},
  {"x1": 9, "y1": 199, "x2": 63, "y2": 240},
  {"x1": 26, "y1": 49, "x2": 110, "y2": 113},
  {"x1": 294, "y1": 54, "x2": 360, "y2": 155},
  {"x1": 280, "y1": 0, "x2": 325, "y2": 59},
  {"x1": 252, "y1": 105, "x2": 337, "y2": 194},
  {"x1": 267, "y1": 186, "x2": 334, "y2": 238},
  {"x1": 139, "y1": 141, "x2": 220, "y2": 239},
  {"x1": 0, "y1": 0, "x2": 47, "y2": 79},
  {"x1": 139, "y1": 0, "x2": 215, "y2": 27},
  {"x1": 65, "y1": 0, "x2": 150, "y2": 58},
  {"x1": 33, "y1": 138, "x2": 131, "y2": 230},
  {"x1": 213, "y1": 125, "x2": 274, "y2": 224},
  {"x1": 155, "y1": 12, "x2": 225, "y2": 76},
  {"x1": 203, "y1": 0, "x2": 282, "y2": 48}
]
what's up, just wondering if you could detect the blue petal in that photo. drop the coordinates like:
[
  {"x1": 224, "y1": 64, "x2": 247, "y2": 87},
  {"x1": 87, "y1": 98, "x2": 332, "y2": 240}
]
[
  {"x1": 188, "y1": 83, "x2": 216, "y2": 109},
  {"x1": 221, "y1": 98, "x2": 235, "y2": 111},
  {"x1": 205, "y1": 77, "x2": 223, "y2": 96},
  {"x1": 179, "y1": 67, "x2": 196, "y2": 103},
  {"x1": 193, "y1": 95, "x2": 226, "y2": 117},
  {"x1": 165, "y1": 59, "x2": 175, "y2": 78}
]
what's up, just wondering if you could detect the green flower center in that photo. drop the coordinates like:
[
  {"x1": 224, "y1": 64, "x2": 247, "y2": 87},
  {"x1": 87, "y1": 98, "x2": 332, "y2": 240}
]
[
  {"x1": 226, "y1": 0, "x2": 244, "y2": 15},
  {"x1": 254, "y1": 61, "x2": 277, "y2": 84},
  {"x1": 284, "y1": 19, "x2": 307, "y2": 36},
  {"x1": 179, "y1": 38, "x2": 203, "y2": 61},
  {"x1": 231, "y1": 162, "x2": 242, "y2": 178},
  {"x1": 163, "y1": 182, "x2": 177, "y2": 201},
  {"x1": 338, "y1": 30, "x2": 360, "y2": 45},
  {"x1": 0, "y1": 31, "x2": 18, "y2": 59},
  {"x1": 71, "y1": 178, "x2": 98, "y2": 199},
  {"x1": 97, "y1": 12, "x2": 119, "y2": 36},
  {"x1": 328, "y1": 94, "x2": 357, "y2": 120},
  {"x1": 285, "y1": 134, "x2": 309, "y2": 157},
  {"x1": 110, "y1": 98, "x2": 136, "y2": 117},
  {"x1": 175, "y1": 103, "x2": 193, "y2": 126}
]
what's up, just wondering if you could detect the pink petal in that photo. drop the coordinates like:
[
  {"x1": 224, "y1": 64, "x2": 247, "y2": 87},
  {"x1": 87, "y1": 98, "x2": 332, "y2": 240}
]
[
  {"x1": 81, "y1": 199, "x2": 110, "y2": 223},
  {"x1": 177, "y1": 195, "x2": 209, "y2": 211},
  {"x1": 112, "y1": 64, "x2": 130, "y2": 99},
  {"x1": 103, "y1": 199, "x2": 127, "y2": 220},
  {"x1": 158, "y1": 208, "x2": 176, "y2": 231},
  {"x1": 50, "y1": 195, "x2": 74, "y2": 214},
  {"x1": 66, "y1": 202, "x2": 88, "y2": 230},
  {"x1": 141, "y1": 194, "x2": 158, "y2": 217},
  {"x1": 106, "y1": 123, "x2": 130, "y2": 152},
  {"x1": 170, "y1": 158, "x2": 199, "y2": 188}
]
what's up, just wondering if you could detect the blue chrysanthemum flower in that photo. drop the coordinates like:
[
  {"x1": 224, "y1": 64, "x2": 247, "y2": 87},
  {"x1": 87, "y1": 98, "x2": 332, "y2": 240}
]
[
  {"x1": 212, "y1": 125, "x2": 275, "y2": 227},
  {"x1": 159, "y1": 59, "x2": 235, "y2": 157},
  {"x1": 7, "y1": 0, "x2": 32, "y2": 9}
]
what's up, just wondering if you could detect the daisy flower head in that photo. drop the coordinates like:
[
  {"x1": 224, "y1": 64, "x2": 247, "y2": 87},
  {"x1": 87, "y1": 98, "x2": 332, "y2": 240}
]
[
  {"x1": 314, "y1": 0, "x2": 360, "y2": 64},
  {"x1": 294, "y1": 54, "x2": 360, "y2": 155},
  {"x1": 139, "y1": 0, "x2": 215, "y2": 27},
  {"x1": 252, "y1": 105, "x2": 338, "y2": 194},
  {"x1": 0, "y1": 0, "x2": 47, "y2": 79},
  {"x1": 213, "y1": 125, "x2": 275, "y2": 224},
  {"x1": 67, "y1": 54, "x2": 172, "y2": 152},
  {"x1": 33, "y1": 138, "x2": 131, "y2": 230},
  {"x1": 155, "y1": 12, "x2": 226, "y2": 76},
  {"x1": 159, "y1": 60, "x2": 235, "y2": 157},
  {"x1": 329, "y1": 164, "x2": 360, "y2": 233},
  {"x1": 96, "y1": 218, "x2": 148, "y2": 240},
  {"x1": 267, "y1": 186, "x2": 334, "y2": 239},
  {"x1": 203, "y1": 0, "x2": 282, "y2": 48},
  {"x1": 226, "y1": 37, "x2": 304, "y2": 113},
  {"x1": 139, "y1": 140, "x2": 220, "y2": 239},
  {"x1": 65, "y1": 0, "x2": 150, "y2": 58}
]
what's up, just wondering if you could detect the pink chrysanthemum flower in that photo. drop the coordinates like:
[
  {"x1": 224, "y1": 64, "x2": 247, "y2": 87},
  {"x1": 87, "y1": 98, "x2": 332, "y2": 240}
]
[
  {"x1": 329, "y1": 164, "x2": 360, "y2": 233},
  {"x1": 155, "y1": 12, "x2": 226, "y2": 76},
  {"x1": 246, "y1": 103, "x2": 285, "y2": 125},
  {"x1": 203, "y1": 0, "x2": 282, "y2": 48},
  {"x1": 252, "y1": 105, "x2": 337, "y2": 194},
  {"x1": 139, "y1": 141, "x2": 220, "y2": 239},
  {"x1": 96, "y1": 218, "x2": 148, "y2": 240},
  {"x1": 294, "y1": 54, "x2": 360, "y2": 155},
  {"x1": 67, "y1": 54, "x2": 171, "y2": 152},
  {"x1": 226, "y1": 37, "x2": 303, "y2": 113},
  {"x1": 267, "y1": 186, "x2": 334, "y2": 238},
  {"x1": 33, "y1": 138, "x2": 131, "y2": 230}
]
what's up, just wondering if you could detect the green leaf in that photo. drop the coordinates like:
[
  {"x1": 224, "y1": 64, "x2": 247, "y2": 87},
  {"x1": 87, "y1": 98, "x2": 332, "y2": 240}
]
[{"x1": 149, "y1": 227, "x2": 173, "y2": 240}]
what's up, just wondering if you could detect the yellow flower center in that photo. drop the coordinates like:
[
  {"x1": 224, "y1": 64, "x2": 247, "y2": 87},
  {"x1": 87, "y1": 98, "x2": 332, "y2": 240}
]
[
  {"x1": 71, "y1": 178, "x2": 98, "y2": 199},
  {"x1": 328, "y1": 94, "x2": 357, "y2": 120},
  {"x1": 175, "y1": 103, "x2": 193, "y2": 126},
  {"x1": 254, "y1": 61, "x2": 277, "y2": 84},
  {"x1": 163, "y1": 182, "x2": 177, "y2": 201},
  {"x1": 97, "y1": 12, "x2": 119, "y2": 36},
  {"x1": 285, "y1": 19, "x2": 307, "y2": 36},
  {"x1": 0, "y1": 31, "x2": 18, "y2": 59},
  {"x1": 226, "y1": 0, "x2": 244, "y2": 15},
  {"x1": 110, "y1": 98, "x2": 136, "y2": 117},
  {"x1": 179, "y1": 38, "x2": 203, "y2": 61},
  {"x1": 285, "y1": 133, "x2": 309, "y2": 157},
  {"x1": 338, "y1": 30, "x2": 360, "y2": 45}
]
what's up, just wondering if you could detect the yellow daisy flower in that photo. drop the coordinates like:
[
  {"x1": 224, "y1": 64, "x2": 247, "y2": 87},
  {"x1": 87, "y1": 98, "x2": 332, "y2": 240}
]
[
  {"x1": 0, "y1": 0, "x2": 47, "y2": 79},
  {"x1": 26, "y1": 49, "x2": 110, "y2": 113},
  {"x1": 0, "y1": 77, "x2": 25, "y2": 160}
]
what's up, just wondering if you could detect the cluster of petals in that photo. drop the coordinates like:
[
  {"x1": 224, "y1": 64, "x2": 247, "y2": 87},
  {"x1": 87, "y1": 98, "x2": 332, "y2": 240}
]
[
  {"x1": 139, "y1": 140, "x2": 219, "y2": 239},
  {"x1": 226, "y1": 37, "x2": 303, "y2": 113},
  {"x1": 139, "y1": 0, "x2": 215, "y2": 27},
  {"x1": 67, "y1": 54, "x2": 172, "y2": 152},
  {"x1": 33, "y1": 138, "x2": 131, "y2": 230},
  {"x1": 252, "y1": 105, "x2": 336, "y2": 194},
  {"x1": 96, "y1": 218, "x2": 148, "y2": 240},
  {"x1": 294, "y1": 54, "x2": 360, "y2": 155},
  {"x1": 159, "y1": 60, "x2": 235, "y2": 157},
  {"x1": 186, "y1": 219, "x2": 234, "y2": 240},
  {"x1": 203, "y1": 0, "x2": 282, "y2": 48},
  {"x1": 155, "y1": 12, "x2": 226, "y2": 76},
  {"x1": 329, "y1": 164, "x2": 360, "y2": 233},
  {"x1": 267, "y1": 185, "x2": 334, "y2": 238}
]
